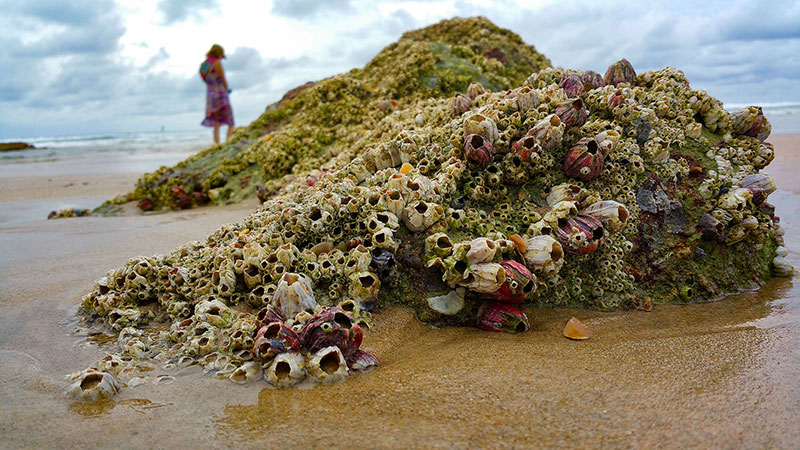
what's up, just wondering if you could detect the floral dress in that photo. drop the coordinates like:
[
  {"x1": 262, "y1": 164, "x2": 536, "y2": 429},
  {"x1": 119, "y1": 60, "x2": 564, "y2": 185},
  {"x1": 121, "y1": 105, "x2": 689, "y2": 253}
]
[{"x1": 201, "y1": 58, "x2": 234, "y2": 127}]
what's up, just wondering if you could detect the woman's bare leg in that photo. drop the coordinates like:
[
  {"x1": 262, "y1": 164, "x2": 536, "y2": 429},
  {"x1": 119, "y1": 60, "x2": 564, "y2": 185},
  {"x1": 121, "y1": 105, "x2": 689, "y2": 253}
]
[
  {"x1": 226, "y1": 125, "x2": 234, "y2": 141},
  {"x1": 213, "y1": 124, "x2": 220, "y2": 144}
]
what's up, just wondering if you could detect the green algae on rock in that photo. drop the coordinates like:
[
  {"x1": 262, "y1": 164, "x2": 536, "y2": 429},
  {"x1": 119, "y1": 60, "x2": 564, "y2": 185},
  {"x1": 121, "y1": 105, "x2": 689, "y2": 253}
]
[
  {"x1": 73, "y1": 54, "x2": 790, "y2": 395},
  {"x1": 87, "y1": 17, "x2": 550, "y2": 216}
]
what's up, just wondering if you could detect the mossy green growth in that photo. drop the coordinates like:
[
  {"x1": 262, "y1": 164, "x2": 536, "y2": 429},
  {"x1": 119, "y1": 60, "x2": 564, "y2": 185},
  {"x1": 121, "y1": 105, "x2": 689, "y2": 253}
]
[{"x1": 94, "y1": 16, "x2": 550, "y2": 213}]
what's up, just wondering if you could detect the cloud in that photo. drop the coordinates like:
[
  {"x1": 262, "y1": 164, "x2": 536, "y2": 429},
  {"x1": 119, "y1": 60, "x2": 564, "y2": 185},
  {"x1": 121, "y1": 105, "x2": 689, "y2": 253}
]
[
  {"x1": 271, "y1": 0, "x2": 356, "y2": 20},
  {"x1": 2, "y1": 0, "x2": 800, "y2": 138},
  {"x1": 158, "y1": 0, "x2": 219, "y2": 24}
]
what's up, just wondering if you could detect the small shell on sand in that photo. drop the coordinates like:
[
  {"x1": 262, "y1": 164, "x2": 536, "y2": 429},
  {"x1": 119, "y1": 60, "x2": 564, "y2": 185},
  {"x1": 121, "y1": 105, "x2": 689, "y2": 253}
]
[{"x1": 563, "y1": 317, "x2": 592, "y2": 340}]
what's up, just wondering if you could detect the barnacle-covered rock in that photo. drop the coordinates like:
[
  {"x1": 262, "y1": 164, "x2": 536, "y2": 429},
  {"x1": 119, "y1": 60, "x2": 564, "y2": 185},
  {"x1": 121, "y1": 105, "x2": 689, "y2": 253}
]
[
  {"x1": 466, "y1": 81, "x2": 486, "y2": 100},
  {"x1": 73, "y1": 27, "x2": 786, "y2": 392},
  {"x1": 230, "y1": 361, "x2": 263, "y2": 384},
  {"x1": 483, "y1": 260, "x2": 535, "y2": 304}
]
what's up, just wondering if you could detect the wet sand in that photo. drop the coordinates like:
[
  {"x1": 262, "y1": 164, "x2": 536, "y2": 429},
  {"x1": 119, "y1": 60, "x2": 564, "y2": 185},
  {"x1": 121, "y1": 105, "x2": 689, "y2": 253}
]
[{"x1": 0, "y1": 137, "x2": 798, "y2": 448}]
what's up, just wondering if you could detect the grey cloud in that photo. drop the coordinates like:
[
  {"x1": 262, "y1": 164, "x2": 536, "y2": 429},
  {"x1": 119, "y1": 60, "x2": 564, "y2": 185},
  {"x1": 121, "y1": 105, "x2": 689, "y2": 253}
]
[
  {"x1": 158, "y1": 0, "x2": 218, "y2": 24},
  {"x1": 2, "y1": 0, "x2": 114, "y2": 25},
  {"x1": 271, "y1": 0, "x2": 355, "y2": 20}
]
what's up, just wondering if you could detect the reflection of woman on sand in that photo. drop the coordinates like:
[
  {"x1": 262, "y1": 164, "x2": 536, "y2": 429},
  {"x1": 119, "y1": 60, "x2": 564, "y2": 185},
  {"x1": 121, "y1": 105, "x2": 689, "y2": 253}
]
[{"x1": 200, "y1": 44, "x2": 235, "y2": 143}]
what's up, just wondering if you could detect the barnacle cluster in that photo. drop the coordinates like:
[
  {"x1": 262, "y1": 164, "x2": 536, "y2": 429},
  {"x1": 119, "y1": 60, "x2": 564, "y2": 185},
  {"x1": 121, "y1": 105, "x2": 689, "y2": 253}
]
[
  {"x1": 71, "y1": 17, "x2": 549, "y2": 216},
  {"x1": 71, "y1": 26, "x2": 791, "y2": 397}
]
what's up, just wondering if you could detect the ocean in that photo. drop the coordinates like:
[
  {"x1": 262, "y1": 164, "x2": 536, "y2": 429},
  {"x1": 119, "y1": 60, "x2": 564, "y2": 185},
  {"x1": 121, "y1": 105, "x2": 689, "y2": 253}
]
[{"x1": 0, "y1": 129, "x2": 210, "y2": 178}]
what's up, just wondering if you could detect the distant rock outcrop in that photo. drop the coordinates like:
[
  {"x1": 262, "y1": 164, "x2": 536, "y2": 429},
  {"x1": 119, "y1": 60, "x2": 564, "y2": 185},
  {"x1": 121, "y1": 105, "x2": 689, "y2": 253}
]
[{"x1": 0, "y1": 142, "x2": 35, "y2": 152}]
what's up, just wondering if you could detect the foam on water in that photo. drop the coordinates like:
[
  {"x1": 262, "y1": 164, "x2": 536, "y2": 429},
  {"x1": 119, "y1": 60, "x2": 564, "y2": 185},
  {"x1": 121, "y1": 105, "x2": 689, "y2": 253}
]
[{"x1": 0, "y1": 129, "x2": 210, "y2": 177}]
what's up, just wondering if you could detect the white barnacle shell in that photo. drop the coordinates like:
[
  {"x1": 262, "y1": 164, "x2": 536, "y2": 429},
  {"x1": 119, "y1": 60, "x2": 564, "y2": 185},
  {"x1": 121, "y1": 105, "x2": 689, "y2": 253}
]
[
  {"x1": 463, "y1": 113, "x2": 499, "y2": 143},
  {"x1": 543, "y1": 201, "x2": 578, "y2": 227},
  {"x1": 272, "y1": 273, "x2": 316, "y2": 319},
  {"x1": 372, "y1": 227, "x2": 399, "y2": 252},
  {"x1": 741, "y1": 215, "x2": 759, "y2": 230},
  {"x1": 403, "y1": 201, "x2": 444, "y2": 232},
  {"x1": 773, "y1": 256, "x2": 795, "y2": 277},
  {"x1": 426, "y1": 289, "x2": 465, "y2": 315},
  {"x1": 593, "y1": 129, "x2": 621, "y2": 155},
  {"x1": 514, "y1": 85, "x2": 539, "y2": 113},
  {"x1": 307, "y1": 346, "x2": 349, "y2": 384},
  {"x1": 523, "y1": 235, "x2": 564, "y2": 276},
  {"x1": 265, "y1": 352, "x2": 306, "y2": 388},
  {"x1": 229, "y1": 361, "x2": 262, "y2": 384},
  {"x1": 546, "y1": 183, "x2": 583, "y2": 207},
  {"x1": 425, "y1": 232, "x2": 454, "y2": 258},
  {"x1": 65, "y1": 369, "x2": 120, "y2": 402},
  {"x1": 348, "y1": 271, "x2": 381, "y2": 301},
  {"x1": 461, "y1": 262, "x2": 506, "y2": 294},
  {"x1": 717, "y1": 188, "x2": 752, "y2": 212},
  {"x1": 466, "y1": 238, "x2": 497, "y2": 265},
  {"x1": 384, "y1": 189, "x2": 406, "y2": 219},
  {"x1": 686, "y1": 122, "x2": 702, "y2": 139},
  {"x1": 194, "y1": 298, "x2": 233, "y2": 328},
  {"x1": 530, "y1": 114, "x2": 564, "y2": 152},
  {"x1": 581, "y1": 200, "x2": 629, "y2": 234}
]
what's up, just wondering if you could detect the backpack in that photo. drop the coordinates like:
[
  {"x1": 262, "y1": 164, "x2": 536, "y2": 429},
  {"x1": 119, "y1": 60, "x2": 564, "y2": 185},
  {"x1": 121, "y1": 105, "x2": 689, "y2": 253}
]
[{"x1": 199, "y1": 60, "x2": 213, "y2": 82}]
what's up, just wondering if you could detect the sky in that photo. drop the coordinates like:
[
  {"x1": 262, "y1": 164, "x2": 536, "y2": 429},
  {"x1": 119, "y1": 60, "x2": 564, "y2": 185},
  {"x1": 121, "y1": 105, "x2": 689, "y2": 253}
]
[{"x1": 1, "y1": 0, "x2": 799, "y2": 139}]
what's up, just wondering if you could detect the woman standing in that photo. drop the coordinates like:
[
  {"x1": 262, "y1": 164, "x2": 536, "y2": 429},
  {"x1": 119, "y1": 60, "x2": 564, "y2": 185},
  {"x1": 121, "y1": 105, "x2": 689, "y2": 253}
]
[{"x1": 200, "y1": 44, "x2": 235, "y2": 143}]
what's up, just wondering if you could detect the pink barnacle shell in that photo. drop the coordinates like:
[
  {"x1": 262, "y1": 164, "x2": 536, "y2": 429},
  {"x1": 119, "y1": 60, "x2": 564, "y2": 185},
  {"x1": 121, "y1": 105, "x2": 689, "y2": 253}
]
[
  {"x1": 560, "y1": 72, "x2": 586, "y2": 98},
  {"x1": 563, "y1": 138, "x2": 604, "y2": 181},
  {"x1": 477, "y1": 301, "x2": 530, "y2": 333},
  {"x1": 255, "y1": 306, "x2": 284, "y2": 327},
  {"x1": 464, "y1": 133, "x2": 494, "y2": 168},
  {"x1": 452, "y1": 93, "x2": 473, "y2": 117},
  {"x1": 484, "y1": 260, "x2": 535, "y2": 304},
  {"x1": 300, "y1": 307, "x2": 363, "y2": 357},
  {"x1": 252, "y1": 322, "x2": 302, "y2": 362},
  {"x1": 510, "y1": 135, "x2": 538, "y2": 163},
  {"x1": 607, "y1": 89, "x2": 625, "y2": 109},
  {"x1": 603, "y1": 58, "x2": 637, "y2": 86},
  {"x1": 554, "y1": 98, "x2": 588, "y2": 129},
  {"x1": 581, "y1": 70, "x2": 605, "y2": 91},
  {"x1": 346, "y1": 349, "x2": 380, "y2": 371},
  {"x1": 555, "y1": 214, "x2": 606, "y2": 255}
]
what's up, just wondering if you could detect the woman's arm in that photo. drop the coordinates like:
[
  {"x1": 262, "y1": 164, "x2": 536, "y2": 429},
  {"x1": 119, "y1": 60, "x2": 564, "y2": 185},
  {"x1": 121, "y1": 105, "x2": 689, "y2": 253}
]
[{"x1": 214, "y1": 61, "x2": 228, "y2": 91}]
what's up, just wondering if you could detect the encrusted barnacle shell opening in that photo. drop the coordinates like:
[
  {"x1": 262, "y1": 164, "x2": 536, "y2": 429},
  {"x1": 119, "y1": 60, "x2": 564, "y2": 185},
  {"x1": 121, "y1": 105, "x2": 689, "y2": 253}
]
[
  {"x1": 564, "y1": 138, "x2": 604, "y2": 181},
  {"x1": 307, "y1": 346, "x2": 349, "y2": 384},
  {"x1": 463, "y1": 134, "x2": 494, "y2": 168},
  {"x1": 65, "y1": 369, "x2": 121, "y2": 402},
  {"x1": 265, "y1": 352, "x2": 306, "y2": 388}
]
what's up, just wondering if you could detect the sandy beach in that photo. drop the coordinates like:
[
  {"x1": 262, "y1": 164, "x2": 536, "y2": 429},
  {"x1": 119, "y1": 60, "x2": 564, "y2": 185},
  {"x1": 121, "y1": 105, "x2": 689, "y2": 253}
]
[{"x1": 0, "y1": 136, "x2": 798, "y2": 448}]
